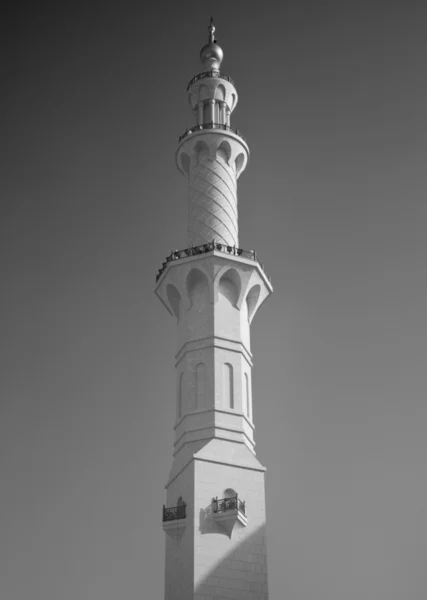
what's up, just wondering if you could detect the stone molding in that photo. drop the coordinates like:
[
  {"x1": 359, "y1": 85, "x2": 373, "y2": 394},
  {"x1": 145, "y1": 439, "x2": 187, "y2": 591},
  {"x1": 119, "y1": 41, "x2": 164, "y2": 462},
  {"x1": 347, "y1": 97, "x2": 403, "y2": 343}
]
[
  {"x1": 175, "y1": 335, "x2": 253, "y2": 369},
  {"x1": 173, "y1": 426, "x2": 255, "y2": 457},
  {"x1": 165, "y1": 451, "x2": 266, "y2": 490}
]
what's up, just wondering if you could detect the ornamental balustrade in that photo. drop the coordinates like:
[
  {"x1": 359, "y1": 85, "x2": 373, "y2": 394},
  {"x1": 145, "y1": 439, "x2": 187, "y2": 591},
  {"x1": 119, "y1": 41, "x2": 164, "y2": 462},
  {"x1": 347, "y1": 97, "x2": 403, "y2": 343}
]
[
  {"x1": 155, "y1": 241, "x2": 270, "y2": 283},
  {"x1": 178, "y1": 122, "x2": 245, "y2": 143},
  {"x1": 212, "y1": 495, "x2": 246, "y2": 516},
  {"x1": 162, "y1": 503, "x2": 187, "y2": 522},
  {"x1": 187, "y1": 70, "x2": 235, "y2": 91}
]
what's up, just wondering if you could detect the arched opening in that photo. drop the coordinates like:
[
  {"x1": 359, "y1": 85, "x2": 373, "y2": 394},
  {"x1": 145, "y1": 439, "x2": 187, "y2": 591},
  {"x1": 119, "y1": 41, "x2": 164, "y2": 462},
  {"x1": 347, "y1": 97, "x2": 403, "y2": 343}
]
[
  {"x1": 224, "y1": 488, "x2": 237, "y2": 499},
  {"x1": 166, "y1": 284, "x2": 181, "y2": 319},
  {"x1": 218, "y1": 268, "x2": 240, "y2": 306},
  {"x1": 220, "y1": 488, "x2": 238, "y2": 511},
  {"x1": 246, "y1": 284, "x2": 261, "y2": 322}
]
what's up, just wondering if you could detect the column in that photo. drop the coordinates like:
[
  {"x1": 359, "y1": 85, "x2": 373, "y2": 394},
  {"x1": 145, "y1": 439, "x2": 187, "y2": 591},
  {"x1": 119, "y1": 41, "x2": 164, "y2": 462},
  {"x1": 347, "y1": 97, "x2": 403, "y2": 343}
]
[
  {"x1": 209, "y1": 99, "x2": 215, "y2": 124},
  {"x1": 198, "y1": 101, "x2": 204, "y2": 125},
  {"x1": 220, "y1": 102, "x2": 227, "y2": 125}
]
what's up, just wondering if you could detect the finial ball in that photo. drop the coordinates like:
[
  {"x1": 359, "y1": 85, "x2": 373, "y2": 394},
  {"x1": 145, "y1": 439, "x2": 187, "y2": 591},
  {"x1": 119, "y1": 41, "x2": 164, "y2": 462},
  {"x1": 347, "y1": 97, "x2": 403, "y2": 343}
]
[
  {"x1": 200, "y1": 42, "x2": 223, "y2": 70},
  {"x1": 200, "y1": 17, "x2": 223, "y2": 70}
]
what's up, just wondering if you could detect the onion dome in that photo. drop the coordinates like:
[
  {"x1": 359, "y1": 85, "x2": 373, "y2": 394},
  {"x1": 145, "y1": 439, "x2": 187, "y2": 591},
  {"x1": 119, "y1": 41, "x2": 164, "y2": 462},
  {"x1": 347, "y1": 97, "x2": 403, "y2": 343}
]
[{"x1": 200, "y1": 17, "x2": 223, "y2": 70}]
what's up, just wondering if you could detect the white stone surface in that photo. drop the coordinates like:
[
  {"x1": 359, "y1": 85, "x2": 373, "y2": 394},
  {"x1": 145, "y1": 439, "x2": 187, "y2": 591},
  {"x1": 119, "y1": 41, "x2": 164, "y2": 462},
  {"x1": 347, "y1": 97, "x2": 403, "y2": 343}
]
[
  {"x1": 158, "y1": 250, "x2": 272, "y2": 599},
  {"x1": 176, "y1": 132, "x2": 249, "y2": 247},
  {"x1": 155, "y1": 253, "x2": 272, "y2": 457},
  {"x1": 164, "y1": 441, "x2": 268, "y2": 600},
  {"x1": 161, "y1": 51, "x2": 271, "y2": 598},
  {"x1": 164, "y1": 462, "x2": 195, "y2": 600}
]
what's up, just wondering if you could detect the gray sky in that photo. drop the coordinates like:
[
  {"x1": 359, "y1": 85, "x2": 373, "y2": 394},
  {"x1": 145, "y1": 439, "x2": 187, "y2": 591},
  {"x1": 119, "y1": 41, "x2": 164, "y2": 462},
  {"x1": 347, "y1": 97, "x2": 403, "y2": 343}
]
[{"x1": 2, "y1": 1, "x2": 426, "y2": 599}]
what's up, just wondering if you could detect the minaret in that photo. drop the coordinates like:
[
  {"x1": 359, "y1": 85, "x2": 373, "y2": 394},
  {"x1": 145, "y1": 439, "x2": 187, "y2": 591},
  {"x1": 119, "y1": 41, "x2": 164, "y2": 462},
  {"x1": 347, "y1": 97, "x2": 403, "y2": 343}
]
[{"x1": 155, "y1": 20, "x2": 272, "y2": 600}]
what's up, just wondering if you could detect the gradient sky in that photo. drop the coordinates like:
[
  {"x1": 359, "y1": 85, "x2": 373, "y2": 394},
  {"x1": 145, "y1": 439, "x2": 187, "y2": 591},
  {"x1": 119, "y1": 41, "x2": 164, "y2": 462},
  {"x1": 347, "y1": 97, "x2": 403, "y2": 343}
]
[{"x1": 2, "y1": 1, "x2": 427, "y2": 599}]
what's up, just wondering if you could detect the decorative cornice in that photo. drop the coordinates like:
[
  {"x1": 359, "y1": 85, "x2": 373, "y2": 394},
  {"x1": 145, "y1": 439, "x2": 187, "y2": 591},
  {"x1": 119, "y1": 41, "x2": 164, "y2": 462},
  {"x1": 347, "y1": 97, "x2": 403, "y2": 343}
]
[{"x1": 173, "y1": 407, "x2": 255, "y2": 432}]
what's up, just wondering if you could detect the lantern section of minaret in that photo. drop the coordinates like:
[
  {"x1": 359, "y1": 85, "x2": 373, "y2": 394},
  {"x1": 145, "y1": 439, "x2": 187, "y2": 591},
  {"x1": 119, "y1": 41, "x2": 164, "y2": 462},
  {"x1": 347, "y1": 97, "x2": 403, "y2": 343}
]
[
  {"x1": 176, "y1": 18, "x2": 249, "y2": 248},
  {"x1": 155, "y1": 19, "x2": 272, "y2": 600}
]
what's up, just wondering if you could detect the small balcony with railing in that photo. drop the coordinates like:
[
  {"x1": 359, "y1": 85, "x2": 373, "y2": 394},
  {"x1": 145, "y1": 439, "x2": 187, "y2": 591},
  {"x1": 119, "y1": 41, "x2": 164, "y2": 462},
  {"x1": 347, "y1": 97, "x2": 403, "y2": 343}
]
[
  {"x1": 155, "y1": 241, "x2": 271, "y2": 283},
  {"x1": 212, "y1": 490, "x2": 247, "y2": 537},
  {"x1": 162, "y1": 498, "x2": 187, "y2": 536},
  {"x1": 178, "y1": 122, "x2": 245, "y2": 144},
  {"x1": 213, "y1": 495, "x2": 246, "y2": 515},
  {"x1": 187, "y1": 69, "x2": 235, "y2": 91}
]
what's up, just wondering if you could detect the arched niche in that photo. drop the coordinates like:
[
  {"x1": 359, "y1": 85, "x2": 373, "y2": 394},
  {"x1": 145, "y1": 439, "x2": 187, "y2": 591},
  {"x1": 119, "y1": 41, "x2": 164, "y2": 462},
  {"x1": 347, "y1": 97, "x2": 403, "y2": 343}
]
[
  {"x1": 223, "y1": 363, "x2": 234, "y2": 409},
  {"x1": 166, "y1": 284, "x2": 181, "y2": 319},
  {"x1": 199, "y1": 84, "x2": 210, "y2": 101},
  {"x1": 214, "y1": 84, "x2": 226, "y2": 101},
  {"x1": 218, "y1": 268, "x2": 241, "y2": 307},
  {"x1": 194, "y1": 140, "x2": 209, "y2": 164},
  {"x1": 180, "y1": 152, "x2": 190, "y2": 176},
  {"x1": 187, "y1": 268, "x2": 210, "y2": 307},
  {"x1": 246, "y1": 284, "x2": 261, "y2": 322},
  {"x1": 217, "y1": 140, "x2": 232, "y2": 164},
  {"x1": 235, "y1": 153, "x2": 245, "y2": 177}
]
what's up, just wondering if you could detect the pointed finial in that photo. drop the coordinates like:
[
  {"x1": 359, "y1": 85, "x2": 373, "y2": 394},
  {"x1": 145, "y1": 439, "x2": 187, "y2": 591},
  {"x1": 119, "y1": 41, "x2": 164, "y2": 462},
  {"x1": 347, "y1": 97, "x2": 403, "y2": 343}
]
[{"x1": 208, "y1": 17, "x2": 215, "y2": 43}]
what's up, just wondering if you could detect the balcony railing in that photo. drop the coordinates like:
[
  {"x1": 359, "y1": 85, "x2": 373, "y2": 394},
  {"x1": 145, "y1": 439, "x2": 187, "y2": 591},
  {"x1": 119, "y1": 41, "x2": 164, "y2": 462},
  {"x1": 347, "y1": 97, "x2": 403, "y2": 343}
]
[
  {"x1": 213, "y1": 495, "x2": 246, "y2": 516},
  {"x1": 155, "y1": 241, "x2": 270, "y2": 283},
  {"x1": 178, "y1": 122, "x2": 246, "y2": 144},
  {"x1": 187, "y1": 70, "x2": 235, "y2": 91},
  {"x1": 162, "y1": 503, "x2": 186, "y2": 522}
]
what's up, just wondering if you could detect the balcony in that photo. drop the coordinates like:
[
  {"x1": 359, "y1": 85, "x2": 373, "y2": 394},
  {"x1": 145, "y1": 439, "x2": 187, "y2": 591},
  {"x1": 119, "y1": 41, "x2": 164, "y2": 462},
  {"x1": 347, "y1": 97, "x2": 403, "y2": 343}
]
[
  {"x1": 155, "y1": 241, "x2": 271, "y2": 283},
  {"x1": 213, "y1": 495, "x2": 246, "y2": 515},
  {"x1": 163, "y1": 503, "x2": 186, "y2": 521},
  {"x1": 178, "y1": 122, "x2": 246, "y2": 144},
  {"x1": 187, "y1": 70, "x2": 235, "y2": 91},
  {"x1": 162, "y1": 502, "x2": 187, "y2": 537},
  {"x1": 212, "y1": 494, "x2": 247, "y2": 537}
]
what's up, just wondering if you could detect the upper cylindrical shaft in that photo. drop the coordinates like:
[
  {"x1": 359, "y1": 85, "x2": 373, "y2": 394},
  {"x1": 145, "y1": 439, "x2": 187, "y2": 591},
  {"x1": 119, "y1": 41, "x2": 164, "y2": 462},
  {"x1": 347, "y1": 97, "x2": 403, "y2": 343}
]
[{"x1": 176, "y1": 23, "x2": 249, "y2": 247}]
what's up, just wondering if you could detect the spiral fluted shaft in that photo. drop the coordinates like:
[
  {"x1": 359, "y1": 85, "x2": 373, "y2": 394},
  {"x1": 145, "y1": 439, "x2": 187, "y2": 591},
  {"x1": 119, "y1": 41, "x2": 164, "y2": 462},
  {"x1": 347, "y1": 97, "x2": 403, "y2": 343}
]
[{"x1": 188, "y1": 152, "x2": 238, "y2": 247}]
